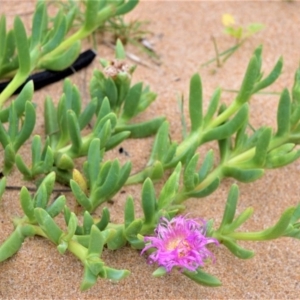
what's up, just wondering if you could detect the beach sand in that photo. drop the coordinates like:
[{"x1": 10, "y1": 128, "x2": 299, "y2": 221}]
[{"x1": 1, "y1": 0, "x2": 300, "y2": 299}]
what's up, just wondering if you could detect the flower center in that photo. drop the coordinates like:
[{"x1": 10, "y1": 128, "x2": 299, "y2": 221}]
[{"x1": 166, "y1": 236, "x2": 191, "y2": 257}]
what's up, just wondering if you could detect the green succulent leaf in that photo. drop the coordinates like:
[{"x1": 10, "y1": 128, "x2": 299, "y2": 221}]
[
  {"x1": 203, "y1": 87, "x2": 221, "y2": 127},
  {"x1": 14, "y1": 16, "x2": 30, "y2": 75},
  {"x1": 0, "y1": 226, "x2": 31, "y2": 262},
  {"x1": 152, "y1": 266, "x2": 167, "y2": 277},
  {"x1": 235, "y1": 55, "x2": 259, "y2": 105},
  {"x1": 116, "y1": 0, "x2": 139, "y2": 15},
  {"x1": 4, "y1": 143, "x2": 15, "y2": 174},
  {"x1": 115, "y1": 116, "x2": 165, "y2": 138},
  {"x1": 158, "y1": 163, "x2": 181, "y2": 210},
  {"x1": 124, "y1": 219, "x2": 144, "y2": 249},
  {"x1": 39, "y1": 41, "x2": 81, "y2": 71},
  {"x1": 67, "y1": 110, "x2": 82, "y2": 155},
  {"x1": 221, "y1": 238, "x2": 254, "y2": 259},
  {"x1": 20, "y1": 187, "x2": 35, "y2": 221},
  {"x1": 183, "y1": 153, "x2": 199, "y2": 191},
  {"x1": 148, "y1": 121, "x2": 170, "y2": 164},
  {"x1": 80, "y1": 266, "x2": 98, "y2": 291},
  {"x1": 14, "y1": 101, "x2": 36, "y2": 152},
  {"x1": 95, "y1": 207, "x2": 110, "y2": 231},
  {"x1": 219, "y1": 184, "x2": 239, "y2": 228},
  {"x1": 122, "y1": 82, "x2": 143, "y2": 120},
  {"x1": 187, "y1": 177, "x2": 220, "y2": 199},
  {"x1": 202, "y1": 104, "x2": 248, "y2": 143},
  {"x1": 189, "y1": 73, "x2": 203, "y2": 132},
  {"x1": 30, "y1": 1, "x2": 47, "y2": 50},
  {"x1": 222, "y1": 166, "x2": 264, "y2": 182},
  {"x1": 198, "y1": 150, "x2": 214, "y2": 182},
  {"x1": 46, "y1": 195, "x2": 66, "y2": 218},
  {"x1": 252, "y1": 127, "x2": 272, "y2": 167},
  {"x1": 104, "y1": 266, "x2": 130, "y2": 281},
  {"x1": 34, "y1": 208, "x2": 63, "y2": 244},
  {"x1": 0, "y1": 177, "x2": 6, "y2": 201},
  {"x1": 183, "y1": 269, "x2": 222, "y2": 287},
  {"x1": 70, "y1": 179, "x2": 92, "y2": 211},
  {"x1": 41, "y1": 11, "x2": 67, "y2": 55},
  {"x1": 0, "y1": 15, "x2": 6, "y2": 64},
  {"x1": 115, "y1": 39, "x2": 126, "y2": 59},
  {"x1": 0, "y1": 81, "x2": 34, "y2": 123},
  {"x1": 276, "y1": 88, "x2": 291, "y2": 137},
  {"x1": 252, "y1": 56, "x2": 283, "y2": 93},
  {"x1": 142, "y1": 178, "x2": 157, "y2": 225}
]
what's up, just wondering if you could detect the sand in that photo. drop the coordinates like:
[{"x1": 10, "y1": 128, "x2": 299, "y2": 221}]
[{"x1": 1, "y1": 0, "x2": 300, "y2": 299}]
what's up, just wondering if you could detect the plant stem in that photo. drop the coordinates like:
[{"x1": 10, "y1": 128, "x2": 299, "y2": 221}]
[
  {"x1": 200, "y1": 43, "x2": 242, "y2": 67},
  {"x1": 174, "y1": 166, "x2": 223, "y2": 204},
  {"x1": 223, "y1": 89, "x2": 281, "y2": 95},
  {"x1": 126, "y1": 166, "x2": 153, "y2": 185},
  {"x1": 67, "y1": 239, "x2": 89, "y2": 262},
  {"x1": 228, "y1": 135, "x2": 288, "y2": 166},
  {"x1": 43, "y1": 28, "x2": 86, "y2": 59},
  {"x1": 0, "y1": 72, "x2": 28, "y2": 107},
  {"x1": 211, "y1": 36, "x2": 221, "y2": 68},
  {"x1": 32, "y1": 225, "x2": 49, "y2": 239},
  {"x1": 126, "y1": 101, "x2": 243, "y2": 185},
  {"x1": 43, "y1": 5, "x2": 115, "y2": 59},
  {"x1": 208, "y1": 101, "x2": 240, "y2": 129},
  {"x1": 225, "y1": 231, "x2": 269, "y2": 241}
]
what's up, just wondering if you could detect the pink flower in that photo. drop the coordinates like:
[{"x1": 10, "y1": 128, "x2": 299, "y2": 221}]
[{"x1": 141, "y1": 216, "x2": 218, "y2": 272}]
